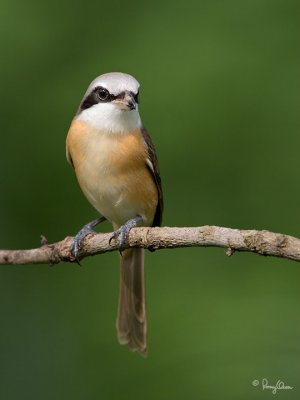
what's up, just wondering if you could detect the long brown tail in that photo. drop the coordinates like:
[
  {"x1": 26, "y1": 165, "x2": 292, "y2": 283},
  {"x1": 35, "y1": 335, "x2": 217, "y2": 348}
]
[{"x1": 116, "y1": 248, "x2": 147, "y2": 356}]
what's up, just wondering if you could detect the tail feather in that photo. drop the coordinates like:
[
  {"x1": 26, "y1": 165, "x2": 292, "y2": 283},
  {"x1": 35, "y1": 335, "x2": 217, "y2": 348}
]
[{"x1": 116, "y1": 248, "x2": 147, "y2": 356}]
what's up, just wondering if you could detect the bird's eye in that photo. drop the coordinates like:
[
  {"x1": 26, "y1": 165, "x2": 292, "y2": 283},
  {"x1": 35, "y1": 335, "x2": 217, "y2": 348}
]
[{"x1": 97, "y1": 87, "x2": 110, "y2": 101}]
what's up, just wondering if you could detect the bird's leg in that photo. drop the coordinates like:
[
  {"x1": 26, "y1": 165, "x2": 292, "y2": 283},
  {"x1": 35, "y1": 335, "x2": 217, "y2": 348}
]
[
  {"x1": 71, "y1": 216, "x2": 106, "y2": 261},
  {"x1": 109, "y1": 215, "x2": 144, "y2": 251}
]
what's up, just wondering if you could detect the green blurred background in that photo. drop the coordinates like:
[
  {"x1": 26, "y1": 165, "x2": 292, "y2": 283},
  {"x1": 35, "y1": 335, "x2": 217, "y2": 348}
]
[{"x1": 0, "y1": 0, "x2": 299, "y2": 398}]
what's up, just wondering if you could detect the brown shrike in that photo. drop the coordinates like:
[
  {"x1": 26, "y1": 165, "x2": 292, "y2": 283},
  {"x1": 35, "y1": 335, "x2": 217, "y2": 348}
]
[{"x1": 66, "y1": 72, "x2": 163, "y2": 356}]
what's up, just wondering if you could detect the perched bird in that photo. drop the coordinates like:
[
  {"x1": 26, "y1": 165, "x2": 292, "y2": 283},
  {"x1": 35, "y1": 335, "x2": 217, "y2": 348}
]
[{"x1": 66, "y1": 72, "x2": 163, "y2": 356}]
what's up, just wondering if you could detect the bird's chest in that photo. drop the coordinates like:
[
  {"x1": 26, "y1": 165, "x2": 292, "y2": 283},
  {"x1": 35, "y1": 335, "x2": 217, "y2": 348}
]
[{"x1": 67, "y1": 121, "x2": 149, "y2": 217}]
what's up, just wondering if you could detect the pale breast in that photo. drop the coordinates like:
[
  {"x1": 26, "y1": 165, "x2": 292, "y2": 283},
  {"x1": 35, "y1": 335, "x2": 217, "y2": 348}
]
[{"x1": 66, "y1": 120, "x2": 158, "y2": 226}]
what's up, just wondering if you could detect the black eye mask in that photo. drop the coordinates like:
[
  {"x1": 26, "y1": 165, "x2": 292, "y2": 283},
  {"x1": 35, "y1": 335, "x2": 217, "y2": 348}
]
[{"x1": 80, "y1": 86, "x2": 138, "y2": 111}]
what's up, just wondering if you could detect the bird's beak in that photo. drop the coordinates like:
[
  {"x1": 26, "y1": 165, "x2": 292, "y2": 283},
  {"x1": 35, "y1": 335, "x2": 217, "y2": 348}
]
[
  {"x1": 124, "y1": 92, "x2": 136, "y2": 110},
  {"x1": 114, "y1": 92, "x2": 136, "y2": 111},
  {"x1": 114, "y1": 91, "x2": 137, "y2": 111}
]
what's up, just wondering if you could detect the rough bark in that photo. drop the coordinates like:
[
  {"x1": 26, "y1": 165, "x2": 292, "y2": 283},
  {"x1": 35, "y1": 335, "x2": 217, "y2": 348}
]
[{"x1": 0, "y1": 226, "x2": 300, "y2": 265}]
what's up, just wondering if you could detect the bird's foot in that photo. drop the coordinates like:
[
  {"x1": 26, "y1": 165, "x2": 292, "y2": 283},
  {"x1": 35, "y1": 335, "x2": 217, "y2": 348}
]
[
  {"x1": 71, "y1": 216, "x2": 106, "y2": 263},
  {"x1": 109, "y1": 216, "x2": 143, "y2": 252}
]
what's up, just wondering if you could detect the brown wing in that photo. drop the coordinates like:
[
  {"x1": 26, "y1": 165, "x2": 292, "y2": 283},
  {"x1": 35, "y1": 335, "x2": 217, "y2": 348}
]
[{"x1": 141, "y1": 127, "x2": 163, "y2": 227}]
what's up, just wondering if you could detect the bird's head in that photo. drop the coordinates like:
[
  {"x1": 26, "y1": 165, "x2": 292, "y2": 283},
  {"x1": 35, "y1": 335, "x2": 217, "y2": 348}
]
[{"x1": 76, "y1": 72, "x2": 141, "y2": 133}]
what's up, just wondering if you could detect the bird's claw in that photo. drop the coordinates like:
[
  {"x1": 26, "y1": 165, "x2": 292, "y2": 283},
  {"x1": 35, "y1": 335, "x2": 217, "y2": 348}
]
[
  {"x1": 109, "y1": 216, "x2": 143, "y2": 252},
  {"x1": 70, "y1": 226, "x2": 95, "y2": 263},
  {"x1": 70, "y1": 216, "x2": 106, "y2": 264},
  {"x1": 109, "y1": 226, "x2": 129, "y2": 251}
]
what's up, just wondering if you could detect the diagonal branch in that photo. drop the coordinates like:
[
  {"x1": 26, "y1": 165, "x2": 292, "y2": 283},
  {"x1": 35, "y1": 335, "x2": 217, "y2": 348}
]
[{"x1": 0, "y1": 226, "x2": 300, "y2": 265}]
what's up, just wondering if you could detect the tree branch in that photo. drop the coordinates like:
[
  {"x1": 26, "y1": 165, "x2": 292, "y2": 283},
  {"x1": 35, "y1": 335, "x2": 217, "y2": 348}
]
[{"x1": 0, "y1": 226, "x2": 300, "y2": 265}]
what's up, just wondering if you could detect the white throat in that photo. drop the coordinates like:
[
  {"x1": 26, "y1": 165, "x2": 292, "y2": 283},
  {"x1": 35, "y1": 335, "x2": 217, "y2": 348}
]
[{"x1": 76, "y1": 103, "x2": 142, "y2": 133}]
